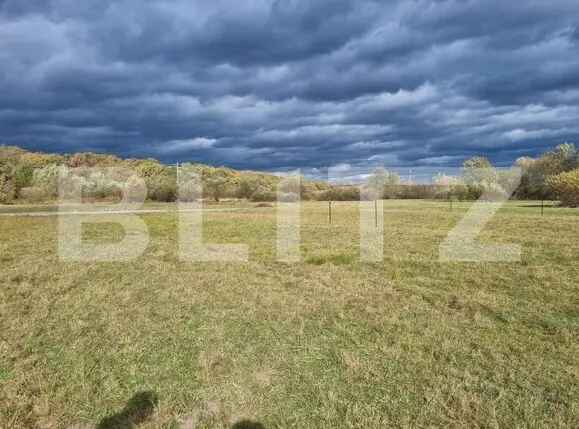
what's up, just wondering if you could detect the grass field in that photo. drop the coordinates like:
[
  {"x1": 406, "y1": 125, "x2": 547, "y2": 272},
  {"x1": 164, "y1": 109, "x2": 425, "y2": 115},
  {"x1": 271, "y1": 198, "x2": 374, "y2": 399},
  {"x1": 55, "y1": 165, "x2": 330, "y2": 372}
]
[{"x1": 0, "y1": 200, "x2": 578, "y2": 428}]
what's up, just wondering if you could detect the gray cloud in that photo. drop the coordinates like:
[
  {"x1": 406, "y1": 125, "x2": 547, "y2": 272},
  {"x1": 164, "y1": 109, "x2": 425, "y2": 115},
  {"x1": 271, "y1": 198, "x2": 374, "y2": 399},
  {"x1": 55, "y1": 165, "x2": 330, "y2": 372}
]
[{"x1": 1, "y1": 0, "x2": 579, "y2": 174}]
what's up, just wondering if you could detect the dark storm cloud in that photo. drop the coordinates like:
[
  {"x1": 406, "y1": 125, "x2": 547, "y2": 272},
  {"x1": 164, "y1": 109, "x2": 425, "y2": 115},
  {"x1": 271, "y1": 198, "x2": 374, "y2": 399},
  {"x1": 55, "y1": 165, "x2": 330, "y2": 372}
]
[{"x1": 2, "y1": 0, "x2": 579, "y2": 175}]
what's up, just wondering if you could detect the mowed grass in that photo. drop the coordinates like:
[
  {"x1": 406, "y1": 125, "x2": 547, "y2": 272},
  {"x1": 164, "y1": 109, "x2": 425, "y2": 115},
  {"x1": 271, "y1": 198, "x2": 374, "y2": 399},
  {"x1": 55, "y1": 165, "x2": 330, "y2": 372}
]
[{"x1": 0, "y1": 200, "x2": 577, "y2": 428}]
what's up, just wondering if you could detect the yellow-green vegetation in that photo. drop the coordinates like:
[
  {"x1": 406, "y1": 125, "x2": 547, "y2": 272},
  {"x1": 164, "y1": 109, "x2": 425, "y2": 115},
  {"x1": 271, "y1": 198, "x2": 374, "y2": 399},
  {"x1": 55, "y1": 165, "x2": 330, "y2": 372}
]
[
  {"x1": 3, "y1": 144, "x2": 579, "y2": 206},
  {"x1": 0, "y1": 200, "x2": 578, "y2": 428},
  {"x1": 548, "y1": 169, "x2": 579, "y2": 207},
  {"x1": 0, "y1": 146, "x2": 331, "y2": 204}
]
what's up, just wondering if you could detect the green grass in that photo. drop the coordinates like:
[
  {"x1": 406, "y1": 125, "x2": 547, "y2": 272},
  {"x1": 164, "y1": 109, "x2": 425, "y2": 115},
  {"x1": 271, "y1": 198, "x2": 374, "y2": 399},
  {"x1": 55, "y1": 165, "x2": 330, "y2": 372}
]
[{"x1": 0, "y1": 200, "x2": 578, "y2": 428}]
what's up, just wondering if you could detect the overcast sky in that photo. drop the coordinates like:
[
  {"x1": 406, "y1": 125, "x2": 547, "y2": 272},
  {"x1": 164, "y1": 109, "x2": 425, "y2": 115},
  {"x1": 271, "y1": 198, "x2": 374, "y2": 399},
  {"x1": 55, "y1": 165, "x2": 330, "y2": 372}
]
[{"x1": 2, "y1": 0, "x2": 579, "y2": 175}]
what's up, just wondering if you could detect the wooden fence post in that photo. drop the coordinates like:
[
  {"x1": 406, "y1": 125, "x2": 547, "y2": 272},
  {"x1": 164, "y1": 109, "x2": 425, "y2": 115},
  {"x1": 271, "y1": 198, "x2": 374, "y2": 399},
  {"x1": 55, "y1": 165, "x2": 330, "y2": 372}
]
[{"x1": 329, "y1": 201, "x2": 332, "y2": 225}]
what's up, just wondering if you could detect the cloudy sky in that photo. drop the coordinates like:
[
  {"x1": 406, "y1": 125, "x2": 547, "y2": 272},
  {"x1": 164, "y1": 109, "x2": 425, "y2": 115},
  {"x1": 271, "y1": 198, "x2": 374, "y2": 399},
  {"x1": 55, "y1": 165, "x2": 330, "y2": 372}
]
[{"x1": 2, "y1": 0, "x2": 579, "y2": 175}]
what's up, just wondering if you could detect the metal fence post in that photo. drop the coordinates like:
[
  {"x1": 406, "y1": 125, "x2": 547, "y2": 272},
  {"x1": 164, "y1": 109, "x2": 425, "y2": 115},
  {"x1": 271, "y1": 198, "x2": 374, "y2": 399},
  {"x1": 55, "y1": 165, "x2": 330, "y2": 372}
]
[{"x1": 541, "y1": 199, "x2": 544, "y2": 216}]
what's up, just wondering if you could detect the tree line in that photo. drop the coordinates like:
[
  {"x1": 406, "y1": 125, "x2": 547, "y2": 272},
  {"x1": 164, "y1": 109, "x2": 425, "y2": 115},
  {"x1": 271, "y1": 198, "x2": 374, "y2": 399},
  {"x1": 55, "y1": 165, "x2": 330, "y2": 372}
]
[
  {"x1": 0, "y1": 146, "x2": 330, "y2": 204},
  {"x1": 435, "y1": 143, "x2": 578, "y2": 206},
  {"x1": 0, "y1": 144, "x2": 577, "y2": 206}
]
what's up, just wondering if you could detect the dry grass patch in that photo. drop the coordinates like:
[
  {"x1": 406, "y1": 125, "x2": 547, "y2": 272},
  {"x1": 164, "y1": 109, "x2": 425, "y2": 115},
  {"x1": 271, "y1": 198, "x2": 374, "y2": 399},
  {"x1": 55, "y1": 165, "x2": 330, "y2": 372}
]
[{"x1": 0, "y1": 201, "x2": 577, "y2": 428}]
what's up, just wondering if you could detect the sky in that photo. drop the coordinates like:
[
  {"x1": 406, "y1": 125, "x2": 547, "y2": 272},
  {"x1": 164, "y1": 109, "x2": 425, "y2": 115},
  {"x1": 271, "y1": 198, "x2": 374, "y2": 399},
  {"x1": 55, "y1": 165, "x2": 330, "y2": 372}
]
[{"x1": 1, "y1": 0, "x2": 579, "y2": 177}]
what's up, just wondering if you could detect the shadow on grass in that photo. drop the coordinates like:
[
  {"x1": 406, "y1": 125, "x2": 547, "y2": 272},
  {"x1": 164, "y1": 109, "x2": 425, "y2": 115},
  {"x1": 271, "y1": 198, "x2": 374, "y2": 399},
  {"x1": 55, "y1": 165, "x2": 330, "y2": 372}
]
[
  {"x1": 96, "y1": 391, "x2": 158, "y2": 429},
  {"x1": 95, "y1": 391, "x2": 265, "y2": 429},
  {"x1": 232, "y1": 421, "x2": 266, "y2": 429},
  {"x1": 305, "y1": 253, "x2": 354, "y2": 266}
]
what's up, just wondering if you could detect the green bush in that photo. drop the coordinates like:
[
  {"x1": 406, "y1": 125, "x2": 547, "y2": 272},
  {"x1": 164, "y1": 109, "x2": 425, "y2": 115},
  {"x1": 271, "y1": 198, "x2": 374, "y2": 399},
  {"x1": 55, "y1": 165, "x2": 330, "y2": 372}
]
[
  {"x1": 204, "y1": 176, "x2": 230, "y2": 202},
  {"x1": 236, "y1": 177, "x2": 258, "y2": 199},
  {"x1": 547, "y1": 169, "x2": 579, "y2": 207},
  {"x1": 451, "y1": 184, "x2": 470, "y2": 201},
  {"x1": 465, "y1": 185, "x2": 484, "y2": 200},
  {"x1": 278, "y1": 192, "x2": 300, "y2": 202},
  {"x1": 397, "y1": 185, "x2": 438, "y2": 200},
  {"x1": 146, "y1": 175, "x2": 177, "y2": 202},
  {"x1": 318, "y1": 186, "x2": 360, "y2": 201},
  {"x1": 32, "y1": 165, "x2": 62, "y2": 199},
  {"x1": 13, "y1": 165, "x2": 34, "y2": 194},
  {"x1": 250, "y1": 187, "x2": 276, "y2": 202},
  {"x1": 480, "y1": 181, "x2": 508, "y2": 201},
  {"x1": 0, "y1": 174, "x2": 15, "y2": 204},
  {"x1": 82, "y1": 171, "x2": 123, "y2": 200},
  {"x1": 19, "y1": 186, "x2": 49, "y2": 203}
]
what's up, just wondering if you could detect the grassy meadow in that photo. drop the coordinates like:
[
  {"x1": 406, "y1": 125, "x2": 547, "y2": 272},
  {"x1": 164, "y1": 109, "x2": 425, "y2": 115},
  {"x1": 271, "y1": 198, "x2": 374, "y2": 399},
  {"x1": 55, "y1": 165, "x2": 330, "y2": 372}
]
[{"x1": 0, "y1": 200, "x2": 578, "y2": 428}]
